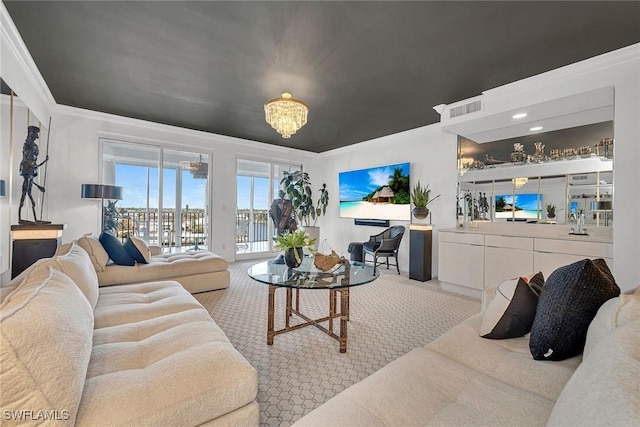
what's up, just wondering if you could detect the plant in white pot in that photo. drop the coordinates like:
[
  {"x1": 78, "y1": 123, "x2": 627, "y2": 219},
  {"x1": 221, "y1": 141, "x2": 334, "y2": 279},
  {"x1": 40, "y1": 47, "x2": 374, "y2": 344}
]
[
  {"x1": 411, "y1": 181, "x2": 440, "y2": 220},
  {"x1": 280, "y1": 170, "x2": 329, "y2": 249},
  {"x1": 273, "y1": 230, "x2": 317, "y2": 268}
]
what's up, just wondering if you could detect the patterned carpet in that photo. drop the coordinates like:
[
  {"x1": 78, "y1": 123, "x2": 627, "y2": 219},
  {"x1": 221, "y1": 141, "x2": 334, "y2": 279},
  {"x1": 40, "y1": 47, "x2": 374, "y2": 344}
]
[{"x1": 195, "y1": 259, "x2": 480, "y2": 426}]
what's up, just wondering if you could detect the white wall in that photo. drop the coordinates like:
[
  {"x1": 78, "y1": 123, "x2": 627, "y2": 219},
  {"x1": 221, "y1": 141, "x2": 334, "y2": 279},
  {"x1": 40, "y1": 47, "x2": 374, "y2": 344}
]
[{"x1": 313, "y1": 125, "x2": 458, "y2": 275}]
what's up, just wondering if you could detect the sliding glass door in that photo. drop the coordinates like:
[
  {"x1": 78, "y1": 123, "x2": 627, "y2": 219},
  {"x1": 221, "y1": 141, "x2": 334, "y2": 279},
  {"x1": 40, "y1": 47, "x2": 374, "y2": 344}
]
[
  {"x1": 236, "y1": 159, "x2": 300, "y2": 256},
  {"x1": 102, "y1": 140, "x2": 210, "y2": 252}
]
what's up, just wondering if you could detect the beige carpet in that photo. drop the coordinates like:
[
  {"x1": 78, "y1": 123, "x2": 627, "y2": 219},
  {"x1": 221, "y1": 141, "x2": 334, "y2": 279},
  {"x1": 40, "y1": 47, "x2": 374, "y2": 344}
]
[{"x1": 195, "y1": 259, "x2": 481, "y2": 426}]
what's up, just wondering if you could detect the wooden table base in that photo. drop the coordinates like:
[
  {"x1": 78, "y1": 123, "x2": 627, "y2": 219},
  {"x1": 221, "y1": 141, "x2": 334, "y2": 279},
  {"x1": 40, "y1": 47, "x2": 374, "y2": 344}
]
[{"x1": 267, "y1": 286, "x2": 350, "y2": 353}]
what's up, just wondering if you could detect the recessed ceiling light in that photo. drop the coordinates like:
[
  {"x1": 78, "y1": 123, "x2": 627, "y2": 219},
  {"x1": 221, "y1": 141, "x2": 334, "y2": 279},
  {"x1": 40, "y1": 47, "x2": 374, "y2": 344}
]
[
  {"x1": 512, "y1": 113, "x2": 527, "y2": 119},
  {"x1": 530, "y1": 126, "x2": 543, "y2": 132}
]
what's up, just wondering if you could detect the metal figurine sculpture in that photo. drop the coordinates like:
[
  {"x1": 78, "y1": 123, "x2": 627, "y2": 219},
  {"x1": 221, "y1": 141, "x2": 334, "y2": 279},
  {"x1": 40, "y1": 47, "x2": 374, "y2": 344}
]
[{"x1": 18, "y1": 126, "x2": 50, "y2": 224}]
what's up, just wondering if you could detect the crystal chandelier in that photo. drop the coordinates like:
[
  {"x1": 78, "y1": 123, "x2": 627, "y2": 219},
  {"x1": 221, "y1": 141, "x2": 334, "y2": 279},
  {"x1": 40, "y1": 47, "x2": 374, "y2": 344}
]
[
  {"x1": 264, "y1": 92, "x2": 309, "y2": 138},
  {"x1": 512, "y1": 177, "x2": 528, "y2": 189}
]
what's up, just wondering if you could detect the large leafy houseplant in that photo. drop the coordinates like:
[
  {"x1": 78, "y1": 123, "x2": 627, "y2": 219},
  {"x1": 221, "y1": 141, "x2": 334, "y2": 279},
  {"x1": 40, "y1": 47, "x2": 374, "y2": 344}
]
[
  {"x1": 273, "y1": 230, "x2": 317, "y2": 267},
  {"x1": 410, "y1": 181, "x2": 440, "y2": 219},
  {"x1": 280, "y1": 170, "x2": 329, "y2": 227}
]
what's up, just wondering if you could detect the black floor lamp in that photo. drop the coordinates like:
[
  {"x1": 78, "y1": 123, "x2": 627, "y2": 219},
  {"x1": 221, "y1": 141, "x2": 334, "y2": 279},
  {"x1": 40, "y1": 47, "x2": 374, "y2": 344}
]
[{"x1": 81, "y1": 184, "x2": 123, "y2": 232}]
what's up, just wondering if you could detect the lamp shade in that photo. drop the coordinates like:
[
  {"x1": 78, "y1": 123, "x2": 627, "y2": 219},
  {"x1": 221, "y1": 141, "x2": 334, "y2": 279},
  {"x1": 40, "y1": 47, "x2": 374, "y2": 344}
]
[
  {"x1": 590, "y1": 200, "x2": 613, "y2": 211},
  {"x1": 0, "y1": 180, "x2": 5, "y2": 197},
  {"x1": 81, "y1": 184, "x2": 123, "y2": 200}
]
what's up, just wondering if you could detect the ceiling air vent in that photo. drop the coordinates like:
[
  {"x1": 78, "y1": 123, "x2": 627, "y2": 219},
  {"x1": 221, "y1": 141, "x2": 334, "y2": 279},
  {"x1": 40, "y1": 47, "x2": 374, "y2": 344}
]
[
  {"x1": 570, "y1": 174, "x2": 596, "y2": 185},
  {"x1": 449, "y1": 99, "x2": 482, "y2": 118}
]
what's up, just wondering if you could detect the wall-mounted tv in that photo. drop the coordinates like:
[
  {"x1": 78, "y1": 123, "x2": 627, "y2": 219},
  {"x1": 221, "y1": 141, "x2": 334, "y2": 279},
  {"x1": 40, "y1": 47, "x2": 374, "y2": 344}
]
[
  {"x1": 339, "y1": 162, "x2": 410, "y2": 221},
  {"x1": 495, "y1": 193, "x2": 542, "y2": 220}
]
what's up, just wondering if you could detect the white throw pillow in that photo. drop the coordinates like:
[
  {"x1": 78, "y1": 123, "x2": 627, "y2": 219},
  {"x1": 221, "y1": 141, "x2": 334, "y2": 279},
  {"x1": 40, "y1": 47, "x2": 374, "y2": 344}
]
[
  {"x1": 583, "y1": 293, "x2": 640, "y2": 359},
  {"x1": 124, "y1": 235, "x2": 151, "y2": 264},
  {"x1": 77, "y1": 233, "x2": 109, "y2": 272},
  {"x1": 50, "y1": 242, "x2": 100, "y2": 308},
  {"x1": 0, "y1": 265, "x2": 94, "y2": 426},
  {"x1": 480, "y1": 272, "x2": 544, "y2": 339}
]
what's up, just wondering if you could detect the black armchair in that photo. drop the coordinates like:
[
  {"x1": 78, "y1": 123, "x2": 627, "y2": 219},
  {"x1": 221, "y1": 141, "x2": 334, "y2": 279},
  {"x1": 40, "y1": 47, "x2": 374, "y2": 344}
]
[{"x1": 363, "y1": 225, "x2": 405, "y2": 274}]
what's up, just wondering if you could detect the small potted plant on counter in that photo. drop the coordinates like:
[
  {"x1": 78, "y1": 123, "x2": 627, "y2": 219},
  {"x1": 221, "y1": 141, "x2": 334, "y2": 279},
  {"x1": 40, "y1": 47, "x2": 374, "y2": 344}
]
[
  {"x1": 546, "y1": 203, "x2": 556, "y2": 220},
  {"x1": 411, "y1": 181, "x2": 440, "y2": 220},
  {"x1": 273, "y1": 230, "x2": 317, "y2": 268}
]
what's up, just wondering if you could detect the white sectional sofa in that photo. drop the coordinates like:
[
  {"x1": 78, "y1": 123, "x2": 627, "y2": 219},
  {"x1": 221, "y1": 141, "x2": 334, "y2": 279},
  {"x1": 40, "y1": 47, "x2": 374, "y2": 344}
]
[
  {"x1": 0, "y1": 242, "x2": 258, "y2": 426},
  {"x1": 77, "y1": 233, "x2": 230, "y2": 293},
  {"x1": 295, "y1": 284, "x2": 640, "y2": 426}
]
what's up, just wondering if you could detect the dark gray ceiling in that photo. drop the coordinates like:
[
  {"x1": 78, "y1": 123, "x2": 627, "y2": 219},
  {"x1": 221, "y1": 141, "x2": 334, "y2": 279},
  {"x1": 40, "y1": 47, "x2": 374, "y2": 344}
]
[{"x1": 4, "y1": 1, "x2": 640, "y2": 153}]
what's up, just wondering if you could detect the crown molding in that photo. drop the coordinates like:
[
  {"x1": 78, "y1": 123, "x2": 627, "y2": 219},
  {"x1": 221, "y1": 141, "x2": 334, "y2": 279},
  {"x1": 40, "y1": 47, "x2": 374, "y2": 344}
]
[
  {"x1": 0, "y1": 2, "x2": 55, "y2": 124},
  {"x1": 54, "y1": 104, "x2": 316, "y2": 158}
]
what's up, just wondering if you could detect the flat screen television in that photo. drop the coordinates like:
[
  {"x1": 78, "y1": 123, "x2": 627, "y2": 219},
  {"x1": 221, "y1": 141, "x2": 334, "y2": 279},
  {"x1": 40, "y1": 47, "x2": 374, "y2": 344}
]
[
  {"x1": 339, "y1": 162, "x2": 410, "y2": 221},
  {"x1": 494, "y1": 193, "x2": 542, "y2": 220}
]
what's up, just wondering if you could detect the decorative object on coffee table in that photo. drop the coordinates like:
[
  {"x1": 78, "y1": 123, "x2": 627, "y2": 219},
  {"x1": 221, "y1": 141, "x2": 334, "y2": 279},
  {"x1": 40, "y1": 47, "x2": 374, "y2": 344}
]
[{"x1": 273, "y1": 230, "x2": 316, "y2": 268}]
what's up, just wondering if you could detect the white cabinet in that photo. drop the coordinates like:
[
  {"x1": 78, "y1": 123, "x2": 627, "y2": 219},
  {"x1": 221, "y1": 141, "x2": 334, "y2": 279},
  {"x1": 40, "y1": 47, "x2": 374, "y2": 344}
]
[
  {"x1": 437, "y1": 228, "x2": 613, "y2": 299},
  {"x1": 438, "y1": 232, "x2": 484, "y2": 291},
  {"x1": 484, "y1": 235, "x2": 534, "y2": 287},
  {"x1": 533, "y1": 239, "x2": 613, "y2": 279}
]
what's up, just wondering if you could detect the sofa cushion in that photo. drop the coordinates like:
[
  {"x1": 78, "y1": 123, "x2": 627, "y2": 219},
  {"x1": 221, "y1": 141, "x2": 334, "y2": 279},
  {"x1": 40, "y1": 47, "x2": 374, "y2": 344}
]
[
  {"x1": 96, "y1": 251, "x2": 228, "y2": 287},
  {"x1": 77, "y1": 233, "x2": 109, "y2": 272},
  {"x1": 296, "y1": 345, "x2": 557, "y2": 427},
  {"x1": 99, "y1": 230, "x2": 135, "y2": 266},
  {"x1": 124, "y1": 235, "x2": 150, "y2": 264},
  {"x1": 481, "y1": 272, "x2": 544, "y2": 339},
  {"x1": 547, "y1": 319, "x2": 640, "y2": 426},
  {"x1": 583, "y1": 292, "x2": 640, "y2": 360},
  {"x1": 76, "y1": 280, "x2": 258, "y2": 426},
  {"x1": 530, "y1": 258, "x2": 619, "y2": 361},
  {"x1": 428, "y1": 314, "x2": 580, "y2": 402},
  {"x1": 51, "y1": 242, "x2": 99, "y2": 308},
  {"x1": 0, "y1": 265, "x2": 94, "y2": 426}
]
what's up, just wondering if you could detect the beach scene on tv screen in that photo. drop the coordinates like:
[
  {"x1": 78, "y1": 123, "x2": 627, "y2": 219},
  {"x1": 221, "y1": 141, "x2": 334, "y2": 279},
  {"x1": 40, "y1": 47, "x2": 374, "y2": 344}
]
[
  {"x1": 495, "y1": 193, "x2": 542, "y2": 219},
  {"x1": 339, "y1": 162, "x2": 410, "y2": 221}
]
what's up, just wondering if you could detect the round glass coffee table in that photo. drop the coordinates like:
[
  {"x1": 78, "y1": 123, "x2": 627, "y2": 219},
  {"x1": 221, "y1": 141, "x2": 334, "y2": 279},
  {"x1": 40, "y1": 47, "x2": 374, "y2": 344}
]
[{"x1": 248, "y1": 256, "x2": 378, "y2": 353}]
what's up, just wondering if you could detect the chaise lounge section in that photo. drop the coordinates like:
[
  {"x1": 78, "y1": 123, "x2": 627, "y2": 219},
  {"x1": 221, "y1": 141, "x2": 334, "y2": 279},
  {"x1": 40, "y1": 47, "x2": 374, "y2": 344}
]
[{"x1": 77, "y1": 233, "x2": 230, "y2": 293}]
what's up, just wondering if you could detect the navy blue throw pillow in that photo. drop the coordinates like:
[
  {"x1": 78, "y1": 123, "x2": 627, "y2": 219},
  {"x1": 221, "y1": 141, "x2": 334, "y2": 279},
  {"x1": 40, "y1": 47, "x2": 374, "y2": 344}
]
[{"x1": 99, "y1": 231, "x2": 135, "y2": 266}]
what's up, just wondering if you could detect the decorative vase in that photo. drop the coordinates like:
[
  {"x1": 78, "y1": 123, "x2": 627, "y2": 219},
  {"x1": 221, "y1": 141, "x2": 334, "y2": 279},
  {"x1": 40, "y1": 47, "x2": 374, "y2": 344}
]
[
  {"x1": 284, "y1": 247, "x2": 304, "y2": 268},
  {"x1": 412, "y1": 207, "x2": 429, "y2": 219},
  {"x1": 510, "y1": 143, "x2": 526, "y2": 163}
]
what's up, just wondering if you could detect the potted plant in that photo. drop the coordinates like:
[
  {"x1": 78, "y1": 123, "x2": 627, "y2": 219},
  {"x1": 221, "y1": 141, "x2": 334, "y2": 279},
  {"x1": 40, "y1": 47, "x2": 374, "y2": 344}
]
[
  {"x1": 273, "y1": 230, "x2": 317, "y2": 268},
  {"x1": 546, "y1": 203, "x2": 556, "y2": 220},
  {"x1": 411, "y1": 181, "x2": 440, "y2": 219},
  {"x1": 280, "y1": 170, "x2": 329, "y2": 248}
]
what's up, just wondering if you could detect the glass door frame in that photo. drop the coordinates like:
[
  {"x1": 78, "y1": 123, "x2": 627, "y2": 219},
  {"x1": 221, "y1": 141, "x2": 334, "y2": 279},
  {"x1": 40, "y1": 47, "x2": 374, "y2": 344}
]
[{"x1": 100, "y1": 138, "x2": 213, "y2": 252}]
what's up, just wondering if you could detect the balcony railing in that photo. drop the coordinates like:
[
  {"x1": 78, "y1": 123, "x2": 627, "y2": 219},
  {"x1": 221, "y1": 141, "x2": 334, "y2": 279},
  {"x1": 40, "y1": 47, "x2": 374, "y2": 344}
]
[
  {"x1": 113, "y1": 207, "x2": 270, "y2": 252},
  {"x1": 116, "y1": 208, "x2": 206, "y2": 249},
  {"x1": 236, "y1": 210, "x2": 269, "y2": 244}
]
